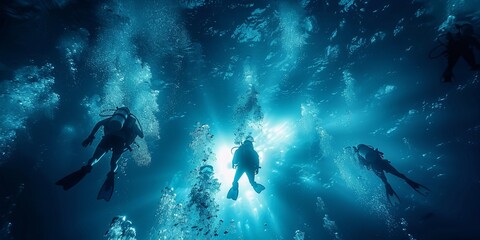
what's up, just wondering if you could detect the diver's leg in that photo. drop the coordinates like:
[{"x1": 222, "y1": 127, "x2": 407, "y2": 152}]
[
  {"x1": 57, "y1": 140, "x2": 107, "y2": 190},
  {"x1": 87, "y1": 143, "x2": 108, "y2": 166},
  {"x1": 374, "y1": 169, "x2": 389, "y2": 186},
  {"x1": 232, "y1": 168, "x2": 245, "y2": 188},
  {"x1": 382, "y1": 161, "x2": 408, "y2": 180},
  {"x1": 246, "y1": 170, "x2": 257, "y2": 187},
  {"x1": 374, "y1": 169, "x2": 399, "y2": 204},
  {"x1": 462, "y1": 50, "x2": 480, "y2": 70},
  {"x1": 383, "y1": 161, "x2": 430, "y2": 194},
  {"x1": 227, "y1": 168, "x2": 243, "y2": 200},
  {"x1": 109, "y1": 149, "x2": 123, "y2": 173},
  {"x1": 443, "y1": 52, "x2": 460, "y2": 82},
  {"x1": 247, "y1": 169, "x2": 265, "y2": 193},
  {"x1": 98, "y1": 152, "x2": 119, "y2": 202}
]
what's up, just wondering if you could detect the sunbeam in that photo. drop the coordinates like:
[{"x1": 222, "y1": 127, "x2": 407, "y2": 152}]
[{"x1": 2, "y1": 0, "x2": 480, "y2": 239}]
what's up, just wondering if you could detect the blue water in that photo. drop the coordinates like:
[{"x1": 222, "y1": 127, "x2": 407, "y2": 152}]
[{"x1": 1, "y1": 0, "x2": 480, "y2": 239}]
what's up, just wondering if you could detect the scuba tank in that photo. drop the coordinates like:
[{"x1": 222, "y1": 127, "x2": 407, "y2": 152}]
[{"x1": 108, "y1": 107, "x2": 130, "y2": 132}]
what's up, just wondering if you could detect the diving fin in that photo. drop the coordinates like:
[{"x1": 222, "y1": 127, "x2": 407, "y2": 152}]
[
  {"x1": 253, "y1": 183, "x2": 265, "y2": 194},
  {"x1": 227, "y1": 186, "x2": 239, "y2": 201},
  {"x1": 406, "y1": 179, "x2": 430, "y2": 196},
  {"x1": 97, "y1": 172, "x2": 115, "y2": 202},
  {"x1": 56, "y1": 165, "x2": 92, "y2": 191},
  {"x1": 385, "y1": 184, "x2": 400, "y2": 206}
]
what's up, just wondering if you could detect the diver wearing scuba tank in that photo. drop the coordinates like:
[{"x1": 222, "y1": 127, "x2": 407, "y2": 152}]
[
  {"x1": 430, "y1": 23, "x2": 480, "y2": 82},
  {"x1": 56, "y1": 107, "x2": 144, "y2": 201},
  {"x1": 226, "y1": 136, "x2": 265, "y2": 201}
]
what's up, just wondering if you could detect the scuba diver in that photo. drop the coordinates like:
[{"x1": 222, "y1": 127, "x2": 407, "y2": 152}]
[
  {"x1": 227, "y1": 136, "x2": 265, "y2": 201},
  {"x1": 56, "y1": 107, "x2": 144, "y2": 201},
  {"x1": 430, "y1": 23, "x2": 480, "y2": 82},
  {"x1": 349, "y1": 144, "x2": 430, "y2": 205}
]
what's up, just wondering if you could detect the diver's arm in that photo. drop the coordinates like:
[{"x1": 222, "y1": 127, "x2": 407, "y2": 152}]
[
  {"x1": 88, "y1": 118, "x2": 109, "y2": 137},
  {"x1": 356, "y1": 153, "x2": 367, "y2": 165},
  {"x1": 82, "y1": 119, "x2": 108, "y2": 147},
  {"x1": 374, "y1": 148, "x2": 384, "y2": 158},
  {"x1": 253, "y1": 151, "x2": 260, "y2": 174},
  {"x1": 232, "y1": 151, "x2": 239, "y2": 168},
  {"x1": 373, "y1": 169, "x2": 389, "y2": 185}
]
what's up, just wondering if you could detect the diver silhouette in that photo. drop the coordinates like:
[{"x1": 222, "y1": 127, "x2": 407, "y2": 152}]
[
  {"x1": 227, "y1": 136, "x2": 265, "y2": 200},
  {"x1": 350, "y1": 144, "x2": 429, "y2": 205},
  {"x1": 430, "y1": 23, "x2": 480, "y2": 82},
  {"x1": 56, "y1": 107, "x2": 144, "y2": 201}
]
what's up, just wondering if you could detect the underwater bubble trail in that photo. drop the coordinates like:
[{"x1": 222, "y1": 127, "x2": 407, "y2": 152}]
[
  {"x1": 233, "y1": 59, "x2": 264, "y2": 145},
  {"x1": 0, "y1": 63, "x2": 59, "y2": 161},
  {"x1": 152, "y1": 124, "x2": 222, "y2": 240},
  {"x1": 400, "y1": 217, "x2": 417, "y2": 240},
  {"x1": 105, "y1": 216, "x2": 137, "y2": 240},
  {"x1": 82, "y1": 1, "x2": 162, "y2": 167},
  {"x1": 57, "y1": 28, "x2": 89, "y2": 85},
  {"x1": 150, "y1": 187, "x2": 185, "y2": 240},
  {"x1": 293, "y1": 229, "x2": 305, "y2": 240},
  {"x1": 0, "y1": 184, "x2": 24, "y2": 240}
]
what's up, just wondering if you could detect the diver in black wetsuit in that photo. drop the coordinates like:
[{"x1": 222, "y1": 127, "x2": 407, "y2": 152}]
[
  {"x1": 227, "y1": 136, "x2": 265, "y2": 200},
  {"x1": 56, "y1": 107, "x2": 143, "y2": 201},
  {"x1": 350, "y1": 144, "x2": 429, "y2": 205},
  {"x1": 438, "y1": 23, "x2": 480, "y2": 82}
]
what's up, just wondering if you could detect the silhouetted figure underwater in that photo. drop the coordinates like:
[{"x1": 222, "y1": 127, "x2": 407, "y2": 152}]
[
  {"x1": 56, "y1": 107, "x2": 144, "y2": 201},
  {"x1": 350, "y1": 144, "x2": 430, "y2": 205},
  {"x1": 430, "y1": 23, "x2": 480, "y2": 82},
  {"x1": 227, "y1": 136, "x2": 265, "y2": 200}
]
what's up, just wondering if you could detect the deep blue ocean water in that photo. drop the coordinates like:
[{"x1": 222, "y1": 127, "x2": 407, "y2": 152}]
[{"x1": 1, "y1": 0, "x2": 480, "y2": 239}]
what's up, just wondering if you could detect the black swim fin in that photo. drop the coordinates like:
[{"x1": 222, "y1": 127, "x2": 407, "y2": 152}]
[
  {"x1": 253, "y1": 183, "x2": 265, "y2": 194},
  {"x1": 227, "y1": 186, "x2": 239, "y2": 201},
  {"x1": 385, "y1": 184, "x2": 400, "y2": 206},
  {"x1": 56, "y1": 165, "x2": 92, "y2": 191},
  {"x1": 97, "y1": 172, "x2": 115, "y2": 202},
  {"x1": 406, "y1": 179, "x2": 430, "y2": 196}
]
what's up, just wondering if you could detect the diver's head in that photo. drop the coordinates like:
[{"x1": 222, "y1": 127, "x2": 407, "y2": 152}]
[
  {"x1": 117, "y1": 106, "x2": 130, "y2": 113},
  {"x1": 343, "y1": 146, "x2": 357, "y2": 155},
  {"x1": 243, "y1": 135, "x2": 254, "y2": 145},
  {"x1": 352, "y1": 146, "x2": 358, "y2": 153},
  {"x1": 245, "y1": 135, "x2": 254, "y2": 142}
]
